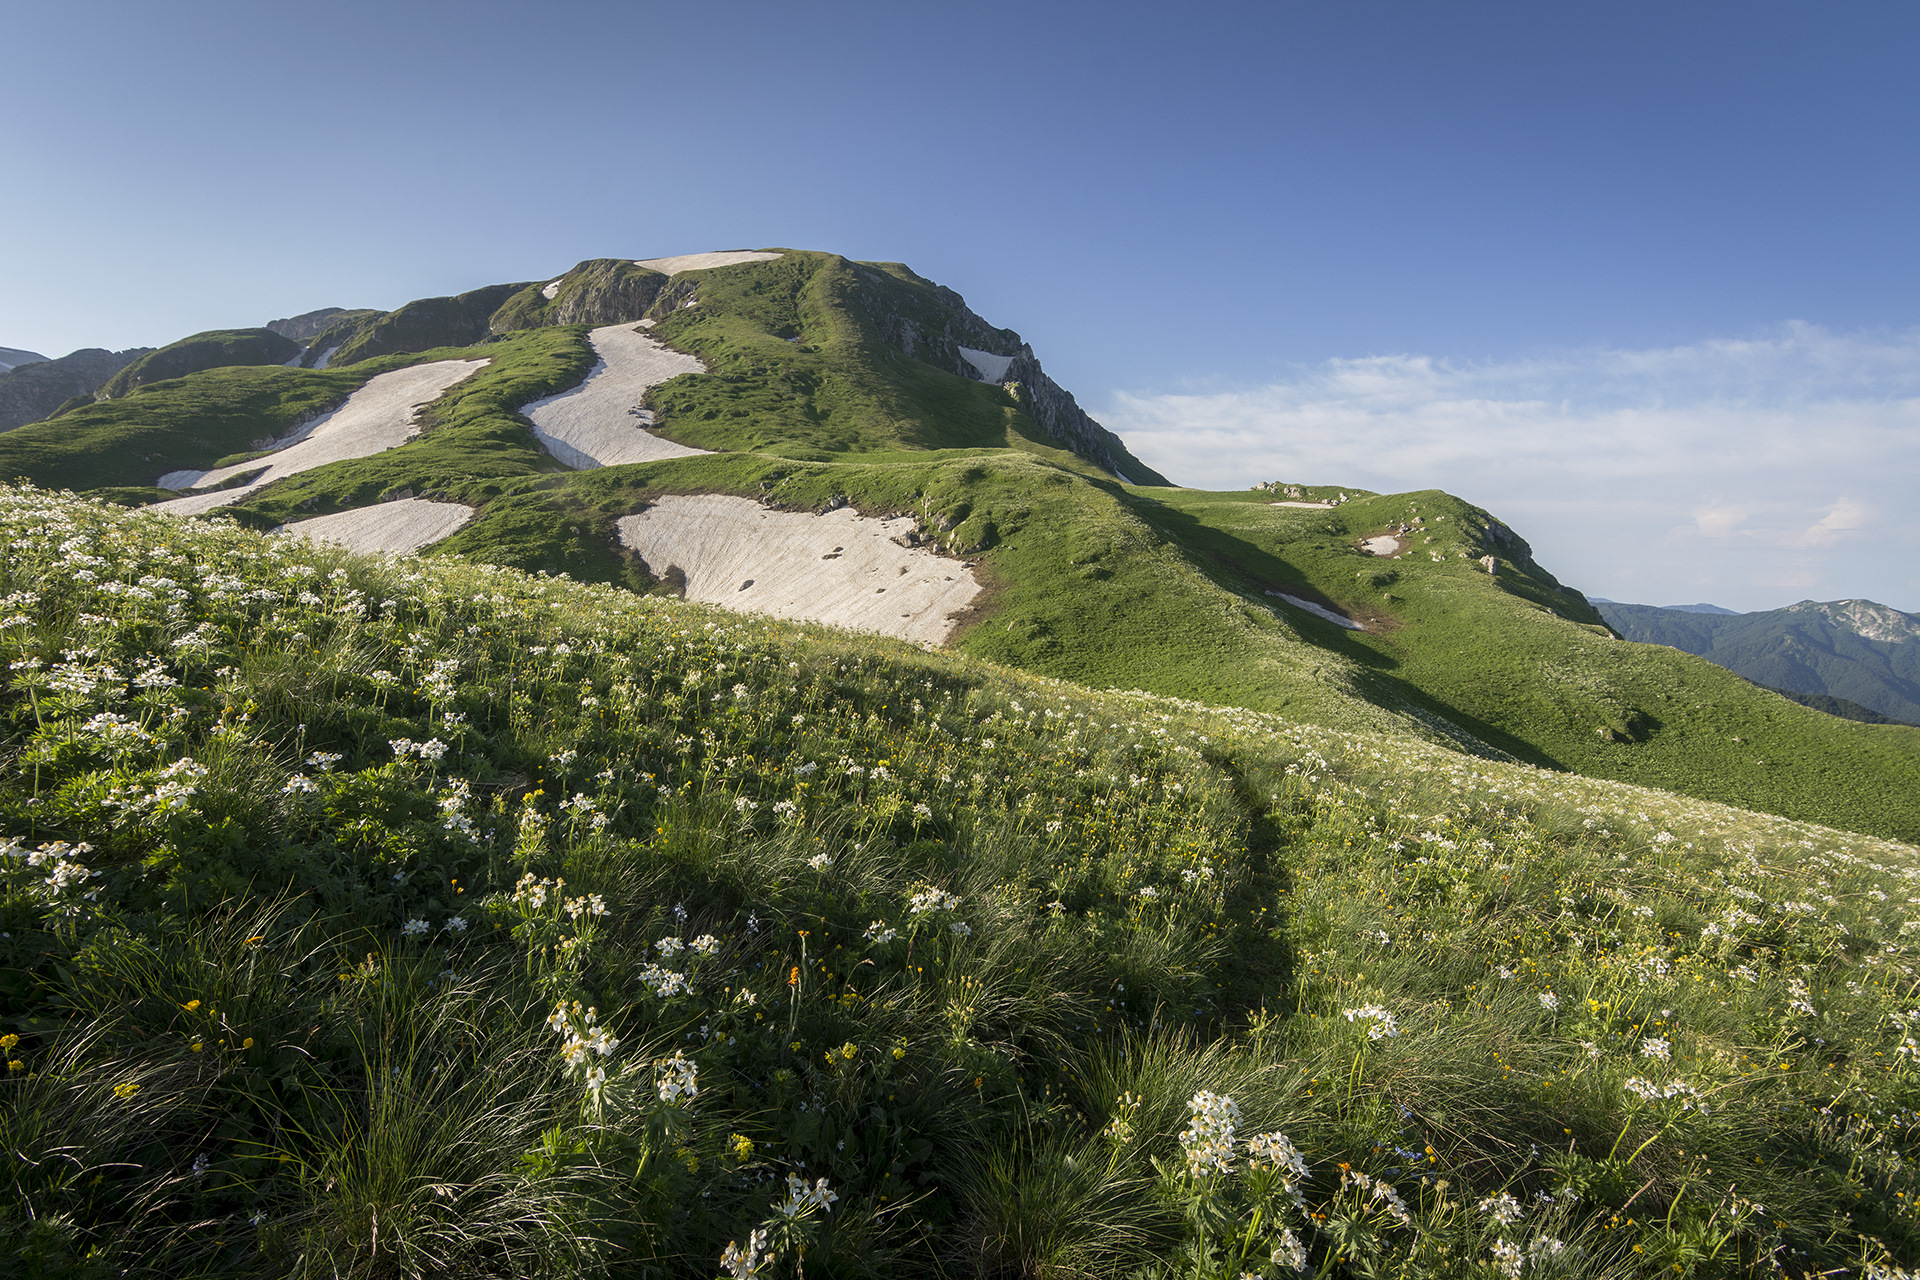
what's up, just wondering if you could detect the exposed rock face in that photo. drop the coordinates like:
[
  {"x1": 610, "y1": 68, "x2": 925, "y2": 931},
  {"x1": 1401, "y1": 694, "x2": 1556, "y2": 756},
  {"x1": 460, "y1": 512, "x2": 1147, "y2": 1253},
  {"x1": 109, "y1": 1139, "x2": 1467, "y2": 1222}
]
[
  {"x1": 100, "y1": 329, "x2": 300, "y2": 399},
  {"x1": 318, "y1": 284, "x2": 532, "y2": 368},
  {"x1": 841, "y1": 264, "x2": 1171, "y2": 485},
  {"x1": 0, "y1": 347, "x2": 151, "y2": 431},
  {"x1": 489, "y1": 260, "x2": 670, "y2": 332},
  {"x1": 0, "y1": 347, "x2": 47, "y2": 373},
  {"x1": 266, "y1": 308, "x2": 357, "y2": 343}
]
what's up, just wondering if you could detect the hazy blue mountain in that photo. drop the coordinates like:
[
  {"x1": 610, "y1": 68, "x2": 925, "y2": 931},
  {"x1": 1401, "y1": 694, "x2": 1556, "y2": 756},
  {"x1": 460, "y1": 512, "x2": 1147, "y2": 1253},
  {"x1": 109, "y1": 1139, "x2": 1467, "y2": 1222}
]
[
  {"x1": 0, "y1": 346, "x2": 47, "y2": 373},
  {"x1": 1595, "y1": 598, "x2": 1920, "y2": 724},
  {"x1": 1663, "y1": 602, "x2": 1740, "y2": 615}
]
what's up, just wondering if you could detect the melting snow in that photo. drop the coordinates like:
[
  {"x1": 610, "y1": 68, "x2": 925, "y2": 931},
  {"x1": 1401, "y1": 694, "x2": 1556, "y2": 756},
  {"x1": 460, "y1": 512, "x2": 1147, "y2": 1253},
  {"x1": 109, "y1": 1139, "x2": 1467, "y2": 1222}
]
[
  {"x1": 635, "y1": 251, "x2": 783, "y2": 276},
  {"x1": 521, "y1": 324, "x2": 709, "y2": 468},
  {"x1": 282, "y1": 498, "x2": 476, "y2": 556},
  {"x1": 1266, "y1": 591, "x2": 1365, "y2": 631},
  {"x1": 151, "y1": 359, "x2": 489, "y2": 516},
  {"x1": 957, "y1": 346, "x2": 1014, "y2": 382},
  {"x1": 616, "y1": 495, "x2": 982, "y2": 646}
]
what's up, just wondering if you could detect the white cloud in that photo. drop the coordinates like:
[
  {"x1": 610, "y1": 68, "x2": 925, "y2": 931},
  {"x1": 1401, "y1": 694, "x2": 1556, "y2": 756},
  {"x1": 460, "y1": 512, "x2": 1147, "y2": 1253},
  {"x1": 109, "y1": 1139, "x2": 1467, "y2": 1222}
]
[{"x1": 1104, "y1": 325, "x2": 1920, "y2": 612}]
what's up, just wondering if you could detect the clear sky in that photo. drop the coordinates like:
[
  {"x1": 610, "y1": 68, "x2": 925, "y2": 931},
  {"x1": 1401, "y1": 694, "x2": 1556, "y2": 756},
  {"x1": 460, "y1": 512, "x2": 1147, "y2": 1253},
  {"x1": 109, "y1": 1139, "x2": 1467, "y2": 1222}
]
[{"x1": 3, "y1": 1, "x2": 1914, "y2": 612}]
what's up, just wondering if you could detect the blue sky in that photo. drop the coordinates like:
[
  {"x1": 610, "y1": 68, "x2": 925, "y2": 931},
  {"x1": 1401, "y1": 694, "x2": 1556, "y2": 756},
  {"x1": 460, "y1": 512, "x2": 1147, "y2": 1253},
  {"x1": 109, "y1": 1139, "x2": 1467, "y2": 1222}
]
[{"x1": 3, "y1": 1, "x2": 1915, "y2": 611}]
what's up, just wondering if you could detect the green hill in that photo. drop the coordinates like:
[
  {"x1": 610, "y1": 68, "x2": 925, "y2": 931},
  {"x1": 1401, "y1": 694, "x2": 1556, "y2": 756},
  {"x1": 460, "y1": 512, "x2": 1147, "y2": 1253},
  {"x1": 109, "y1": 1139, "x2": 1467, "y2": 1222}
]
[
  {"x1": 98, "y1": 329, "x2": 300, "y2": 399},
  {"x1": 1, "y1": 488, "x2": 1916, "y2": 1277},
  {"x1": 0, "y1": 250, "x2": 1912, "y2": 843},
  {"x1": 1595, "y1": 599, "x2": 1920, "y2": 724}
]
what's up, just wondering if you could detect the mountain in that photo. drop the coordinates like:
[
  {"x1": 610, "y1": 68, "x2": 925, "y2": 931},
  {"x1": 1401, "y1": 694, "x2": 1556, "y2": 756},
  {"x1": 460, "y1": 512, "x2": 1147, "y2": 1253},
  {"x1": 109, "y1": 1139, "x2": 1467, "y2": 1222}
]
[
  {"x1": 1594, "y1": 597, "x2": 1920, "y2": 724},
  {"x1": 1662, "y1": 601, "x2": 1740, "y2": 614},
  {"x1": 265, "y1": 307, "x2": 360, "y2": 343},
  {"x1": 97, "y1": 328, "x2": 301, "y2": 399},
  {"x1": 0, "y1": 248, "x2": 1912, "y2": 840},
  {"x1": 0, "y1": 345, "x2": 152, "y2": 431},
  {"x1": 0, "y1": 345, "x2": 46, "y2": 373}
]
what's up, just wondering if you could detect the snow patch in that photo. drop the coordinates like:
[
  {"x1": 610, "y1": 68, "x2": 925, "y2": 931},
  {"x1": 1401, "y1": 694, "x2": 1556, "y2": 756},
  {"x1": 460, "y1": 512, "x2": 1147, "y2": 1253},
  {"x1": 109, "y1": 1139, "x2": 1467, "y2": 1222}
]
[
  {"x1": 635, "y1": 251, "x2": 783, "y2": 276},
  {"x1": 1271, "y1": 500, "x2": 1334, "y2": 508},
  {"x1": 281, "y1": 498, "x2": 475, "y2": 556},
  {"x1": 957, "y1": 346, "x2": 1014, "y2": 383},
  {"x1": 522, "y1": 324, "x2": 709, "y2": 468},
  {"x1": 541, "y1": 279, "x2": 564, "y2": 300},
  {"x1": 1266, "y1": 591, "x2": 1365, "y2": 631},
  {"x1": 312, "y1": 345, "x2": 339, "y2": 370},
  {"x1": 616, "y1": 495, "x2": 982, "y2": 646},
  {"x1": 156, "y1": 468, "x2": 206, "y2": 492},
  {"x1": 1360, "y1": 535, "x2": 1403, "y2": 556},
  {"x1": 150, "y1": 358, "x2": 488, "y2": 517}
]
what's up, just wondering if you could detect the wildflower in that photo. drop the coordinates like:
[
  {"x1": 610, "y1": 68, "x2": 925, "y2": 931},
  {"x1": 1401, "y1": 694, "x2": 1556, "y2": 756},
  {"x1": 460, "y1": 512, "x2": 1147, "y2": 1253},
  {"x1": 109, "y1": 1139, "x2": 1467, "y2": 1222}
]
[
  {"x1": 1538, "y1": 991, "x2": 1560, "y2": 1011},
  {"x1": 114, "y1": 1082, "x2": 140, "y2": 1099},
  {"x1": 807, "y1": 852, "x2": 829, "y2": 871},
  {"x1": 950, "y1": 920, "x2": 972, "y2": 937},
  {"x1": 731, "y1": 1133, "x2": 755, "y2": 1161},
  {"x1": 908, "y1": 887, "x2": 960, "y2": 915},
  {"x1": 1344, "y1": 1004, "x2": 1400, "y2": 1040},
  {"x1": 401, "y1": 918, "x2": 429, "y2": 938},
  {"x1": 657, "y1": 936, "x2": 686, "y2": 957},
  {"x1": 1639, "y1": 1037, "x2": 1671, "y2": 1062},
  {"x1": 444, "y1": 916, "x2": 468, "y2": 933},
  {"x1": 1491, "y1": 1238, "x2": 1523, "y2": 1280},
  {"x1": 1246, "y1": 1130, "x2": 1310, "y2": 1204},
  {"x1": 863, "y1": 921, "x2": 899, "y2": 945},
  {"x1": 720, "y1": 1227, "x2": 771, "y2": 1278},
  {"x1": 639, "y1": 964, "x2": 689, "y2": 998},
  {"x1": 690, "y1": 933, "x2": 720, "y2": 956},
  {"x1": 776, "y1": 1172, "x2": 838, "y2": 1217},
  {"x1": 282, "y1": 774, "x2": 319, "y2": 794},
  {"x1": 1479, "y1": 1191, "x2": 1524, "y2": 1225},
  {"x1": 655, "y1": 1049, "x2": 698, "y2": 1106},
  {"x1": 1179, "y1": 1090, "x2": 1240, "y2": 1177},
  {"x1": 1272, "y1": 1229, "x2": 1309, "y2": 1272}
]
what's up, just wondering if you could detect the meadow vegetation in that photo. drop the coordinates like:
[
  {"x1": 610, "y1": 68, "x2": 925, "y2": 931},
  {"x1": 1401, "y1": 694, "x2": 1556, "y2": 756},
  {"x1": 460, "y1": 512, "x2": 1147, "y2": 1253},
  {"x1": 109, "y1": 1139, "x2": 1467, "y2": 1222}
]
[{"x1": 3, "y1": 487, "x2": 1919, "y2": 1278}]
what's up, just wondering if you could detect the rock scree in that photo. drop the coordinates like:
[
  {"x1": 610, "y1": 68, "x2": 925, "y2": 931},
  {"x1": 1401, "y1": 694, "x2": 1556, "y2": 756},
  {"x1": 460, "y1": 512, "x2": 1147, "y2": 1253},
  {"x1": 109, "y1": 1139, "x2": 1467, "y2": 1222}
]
[{"x1": 616, "y1": 494, "x2": 983, "y2": 646}]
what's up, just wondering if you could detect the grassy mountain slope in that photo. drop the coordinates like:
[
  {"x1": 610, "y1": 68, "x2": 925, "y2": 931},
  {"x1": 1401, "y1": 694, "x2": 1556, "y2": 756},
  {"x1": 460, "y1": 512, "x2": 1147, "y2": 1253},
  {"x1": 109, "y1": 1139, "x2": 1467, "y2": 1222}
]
[
  {"x1": 0, "y1": 329, "x2": 591, "y2": 495},
  {"x1": 1597, "y1": 600, "x2": 1920, "y2": 725},
  {"x1": 9, "y1": 251, "x2": 1914, "y2": 841},
  {"x1": 0, "y1": 346, "x2": 152, "y2": 431},
  {"x1": 3, "y1": 488, "x2": 1918, "y2": 1278},
  {"x1": 98, "y1": 329, "x2": 299, "y2": 399}
]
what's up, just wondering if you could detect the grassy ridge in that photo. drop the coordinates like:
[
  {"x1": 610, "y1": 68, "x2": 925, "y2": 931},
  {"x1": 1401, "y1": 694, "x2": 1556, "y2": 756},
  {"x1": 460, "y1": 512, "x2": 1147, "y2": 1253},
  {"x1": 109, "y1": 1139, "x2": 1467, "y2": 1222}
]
[
  {"x1": 0, "y1": 329, "x2": 591, "y2": 498},
  {"x1": 2, "y1": 488, "x2": 1918, "y2": 1277}
]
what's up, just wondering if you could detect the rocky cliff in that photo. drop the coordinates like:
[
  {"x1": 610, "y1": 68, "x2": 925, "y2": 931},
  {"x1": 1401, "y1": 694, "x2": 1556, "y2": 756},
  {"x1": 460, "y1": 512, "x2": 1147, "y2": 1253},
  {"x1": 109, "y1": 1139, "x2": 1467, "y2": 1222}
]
[{"x1": 0, "y1": 347, "x2": 151, "y2": 431}]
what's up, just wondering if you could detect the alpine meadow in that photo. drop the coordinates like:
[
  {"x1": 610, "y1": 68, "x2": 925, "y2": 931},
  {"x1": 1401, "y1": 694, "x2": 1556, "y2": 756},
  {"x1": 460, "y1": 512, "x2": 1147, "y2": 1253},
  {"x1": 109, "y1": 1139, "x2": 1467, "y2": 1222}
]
[{"x1": 2, "y1": 250, "x2": 1918, "y2": 1280}]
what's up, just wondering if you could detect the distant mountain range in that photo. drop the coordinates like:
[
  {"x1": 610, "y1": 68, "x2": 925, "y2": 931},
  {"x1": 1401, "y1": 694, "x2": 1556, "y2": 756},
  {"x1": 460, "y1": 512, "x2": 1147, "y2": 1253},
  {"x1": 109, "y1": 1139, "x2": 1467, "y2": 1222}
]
[
  {"x1": 0, "y1": 346, "x2": 47, "y2": 373},
  {"x1": 1592, "y1": 598, "x2": 1920, "y2": 725}
]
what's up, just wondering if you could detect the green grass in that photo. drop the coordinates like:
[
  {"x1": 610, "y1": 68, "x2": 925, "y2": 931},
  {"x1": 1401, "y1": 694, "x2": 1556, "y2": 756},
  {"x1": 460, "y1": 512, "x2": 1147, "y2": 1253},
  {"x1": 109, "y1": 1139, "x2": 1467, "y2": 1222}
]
[
  {"x1": 0, "y1": 328, "x2": 591, "y2": 498},
  {"x1": 3, "y1": 486, "x2": 1919, "y2": 1278},
  {"x1": 98, "y1": 329, "x2": 300, "y2": 400}
]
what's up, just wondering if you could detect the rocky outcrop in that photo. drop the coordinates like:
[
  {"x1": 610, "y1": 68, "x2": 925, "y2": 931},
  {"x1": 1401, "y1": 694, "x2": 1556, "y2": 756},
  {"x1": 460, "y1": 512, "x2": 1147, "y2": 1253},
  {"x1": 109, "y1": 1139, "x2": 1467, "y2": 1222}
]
[
  {"x1": 266, "y1": 308, "x2": 358, "y2": 343},
  {"x1": 0, "y1": 347, "x2": 151, "y2": 431},
  {"x1": 840, "y1": 262, "x2": 1172, "y2": 485},
  {"x1": 100, "y1": 329, "x2": 299, "y2": 399},
  {"x1": 489, "y1": 260, "x2": 670, "y2": 332},
  {"x1": 320, "y1": 283, "x2": 532, "y2": 368}
]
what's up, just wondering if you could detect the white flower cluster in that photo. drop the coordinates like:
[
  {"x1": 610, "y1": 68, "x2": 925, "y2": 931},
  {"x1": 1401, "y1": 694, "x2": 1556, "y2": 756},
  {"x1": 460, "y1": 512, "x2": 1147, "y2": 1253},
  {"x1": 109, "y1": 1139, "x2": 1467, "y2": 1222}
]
[
  {"x1": 564, "y1": 892, "x2": 608, "y2": 921},
  {"x1": 1245, "y1": 1129, "x2": 1310, "y2": 1205},
  {"x1": 1272, "y1": 1228, "x2": 1309, "y2": 1272},
  {"x1": 1343, "y1": 1004, "x2": 1400, "y2": 1040},
  {"x1": 438, "y1": 779, "x2": 479, "y2": 841},
  {"x1": 775, "y1": 1172, "x2": 838, "y2": 1218},
  {"x1": 655, "y1": 1049, "x2": 698, "y2": 1106},
  {"x1": 1478, "y1": 1191, "x2": 1524, "y2": 1225},
  {"x1": 1338, "y1": 1166, "x2": 1413, "y2": 1226},
  {"x1": 864, "y1": 921, "x2": 899, "y2": 945},
  {"x1": 1623, "y1": 1076, "x2": 1709, "y2": 1114},
  {"x1": 547, "y1": 1001, "x2": 619, "y2": 1090},
  {"x1": 389, "y1": 737, "x2": 448, "y2": 763},
  {"x1": 3, "y1": 840, "x2": 101, "y2": 909},
  {"x1": 909, "y1": 887, "x2": 960, "y2": 915},
  {"x1": 639, "y1": 963, "x2": 689, "y2": 999},
  {"x1": 1179, "y1": 1090, "x2": 1241, "y2": 1177},
  {"x1": 720, "y1": 1227, "x2": 771, "y2": 1278}
]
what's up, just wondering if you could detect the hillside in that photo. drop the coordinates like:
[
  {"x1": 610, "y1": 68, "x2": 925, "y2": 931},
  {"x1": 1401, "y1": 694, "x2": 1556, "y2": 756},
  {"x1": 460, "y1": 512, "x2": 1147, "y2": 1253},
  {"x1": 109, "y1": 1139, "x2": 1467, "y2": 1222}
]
[
  {"x1": 0, "y1": 249, "x2": 1912, "y2": 842},
  {"x1": 2, "y1": 488, "x2": 1916, "y2": 1278},
  {"x1": 0, "y1": 346, "x2": 151, "y2": 431},
  {"x1": 0, "y1": 346, "x2": 45, "y2": 373},
  {"x1": 1596, "y1": 599, "x2": 1920, "y2": 725}
]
